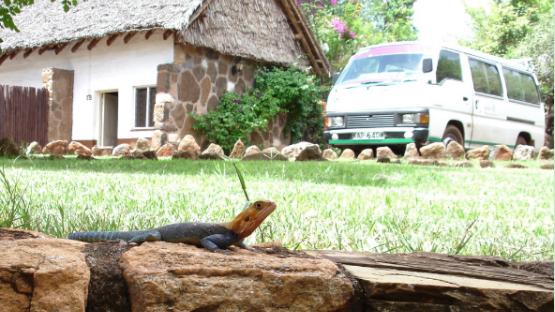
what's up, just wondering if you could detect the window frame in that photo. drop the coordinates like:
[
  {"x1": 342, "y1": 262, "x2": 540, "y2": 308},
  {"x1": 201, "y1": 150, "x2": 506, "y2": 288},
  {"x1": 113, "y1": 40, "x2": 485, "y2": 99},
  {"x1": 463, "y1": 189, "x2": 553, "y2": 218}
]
[
  {"x1": 502, "y1": 66, "x2": 541, "y2": 107},
  {"x1": 436, "y1": 49, "x2": 463, "y2": 84},
  {"x1": 468, "y1": 57, "x2": 505, "y2": 99},
  {"x1": 133, "y1": 86, "x2": 157, "y2": 129}
]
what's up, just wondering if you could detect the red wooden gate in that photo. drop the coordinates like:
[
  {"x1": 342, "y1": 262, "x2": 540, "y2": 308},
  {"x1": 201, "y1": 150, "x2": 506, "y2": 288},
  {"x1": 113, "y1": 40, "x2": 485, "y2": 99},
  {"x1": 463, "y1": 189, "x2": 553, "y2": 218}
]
[{"x1": 0, "y1": 85, "x2": 49, "y2": 146}]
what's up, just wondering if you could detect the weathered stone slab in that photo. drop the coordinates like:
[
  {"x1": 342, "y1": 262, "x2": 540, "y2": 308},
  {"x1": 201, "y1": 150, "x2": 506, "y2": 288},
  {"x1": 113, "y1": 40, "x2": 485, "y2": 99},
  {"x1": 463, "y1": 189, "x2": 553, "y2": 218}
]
[{"x1": 120, "y1": 243, "x2": 354, "y2": 312}]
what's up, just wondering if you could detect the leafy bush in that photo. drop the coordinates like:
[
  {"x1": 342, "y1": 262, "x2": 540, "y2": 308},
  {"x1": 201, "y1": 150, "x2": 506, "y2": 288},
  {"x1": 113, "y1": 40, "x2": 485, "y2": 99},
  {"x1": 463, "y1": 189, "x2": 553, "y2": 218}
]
[{"x1": 193, "y1": 67, "x2": 324, "y2": 152}]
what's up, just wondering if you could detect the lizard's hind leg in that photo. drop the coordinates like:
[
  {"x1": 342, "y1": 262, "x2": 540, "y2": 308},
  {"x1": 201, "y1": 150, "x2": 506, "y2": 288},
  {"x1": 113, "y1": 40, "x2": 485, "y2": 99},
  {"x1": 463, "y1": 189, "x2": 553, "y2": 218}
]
[{"x1": 129, "y1": 231, "x2": 162, "y2": 244}]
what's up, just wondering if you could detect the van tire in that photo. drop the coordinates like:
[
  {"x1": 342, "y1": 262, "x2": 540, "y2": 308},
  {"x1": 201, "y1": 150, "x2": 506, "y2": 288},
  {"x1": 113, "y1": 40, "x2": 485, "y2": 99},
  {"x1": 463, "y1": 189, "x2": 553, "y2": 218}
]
[{"x1": 442, "y1": 125, "x2": 464, "y2": 146}]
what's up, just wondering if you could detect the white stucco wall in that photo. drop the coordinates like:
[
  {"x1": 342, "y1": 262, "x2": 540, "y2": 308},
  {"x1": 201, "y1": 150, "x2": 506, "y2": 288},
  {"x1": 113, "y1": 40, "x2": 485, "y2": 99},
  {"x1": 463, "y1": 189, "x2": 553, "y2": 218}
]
[{"x1": 0, "y1": 30, "x2": 174, "y2": 141}]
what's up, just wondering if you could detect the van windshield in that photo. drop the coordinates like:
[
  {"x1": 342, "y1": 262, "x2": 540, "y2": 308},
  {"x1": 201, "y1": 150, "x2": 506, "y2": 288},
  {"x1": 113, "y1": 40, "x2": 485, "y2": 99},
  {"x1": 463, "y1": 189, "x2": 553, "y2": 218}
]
[{"x1": 339, "y1": 53, "x2": 424, "y2": 85}]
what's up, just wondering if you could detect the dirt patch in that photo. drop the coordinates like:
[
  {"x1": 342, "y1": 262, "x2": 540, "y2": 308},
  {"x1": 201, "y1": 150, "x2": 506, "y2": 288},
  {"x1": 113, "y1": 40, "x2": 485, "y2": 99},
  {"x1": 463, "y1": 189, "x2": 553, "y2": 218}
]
[
  {"x1": 0, "y1": 228, "x2": 49, "y2": 240},
  {"x1": 83, "y1": 242, "x2": 133, "y2": 312}
]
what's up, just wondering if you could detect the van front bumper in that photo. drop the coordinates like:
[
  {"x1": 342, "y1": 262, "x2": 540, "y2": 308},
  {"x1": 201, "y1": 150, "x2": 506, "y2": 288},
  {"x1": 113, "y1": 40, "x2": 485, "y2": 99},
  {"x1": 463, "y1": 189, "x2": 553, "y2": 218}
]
[{"x1": 324, "y1": 127, "x2": 429, "y2": 145}]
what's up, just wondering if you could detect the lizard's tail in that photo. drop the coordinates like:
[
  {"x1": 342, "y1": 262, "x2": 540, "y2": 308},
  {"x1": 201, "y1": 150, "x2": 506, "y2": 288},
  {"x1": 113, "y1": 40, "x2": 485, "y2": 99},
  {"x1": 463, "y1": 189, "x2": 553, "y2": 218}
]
[{"x1": 68, "y1": 230, "x2": 148, "y2": 242}]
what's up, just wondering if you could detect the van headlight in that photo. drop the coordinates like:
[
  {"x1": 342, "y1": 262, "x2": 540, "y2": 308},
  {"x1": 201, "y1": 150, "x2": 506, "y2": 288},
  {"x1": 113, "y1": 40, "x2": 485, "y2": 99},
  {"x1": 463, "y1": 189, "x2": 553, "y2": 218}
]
[
  {"x1": 401, "y1": 113, "x2": 429, "y2": 125},
  {"x1": 326, "y1": 116, "x2": 345, "y2": 128}
]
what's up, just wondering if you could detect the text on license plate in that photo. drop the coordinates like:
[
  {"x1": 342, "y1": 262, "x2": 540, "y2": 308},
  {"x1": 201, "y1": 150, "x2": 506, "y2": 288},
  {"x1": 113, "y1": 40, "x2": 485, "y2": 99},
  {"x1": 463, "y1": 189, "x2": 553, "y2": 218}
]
[{"x1": 353, "y1": 131, "x2": 385, "y2": 140}]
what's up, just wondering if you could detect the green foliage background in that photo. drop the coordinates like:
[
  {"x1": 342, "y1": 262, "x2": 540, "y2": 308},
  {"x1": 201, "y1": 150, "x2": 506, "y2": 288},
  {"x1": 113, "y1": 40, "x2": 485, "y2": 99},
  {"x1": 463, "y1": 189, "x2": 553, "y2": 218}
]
[{"x1": 192, "y1": 67, "x2": 323, "y2": 151}]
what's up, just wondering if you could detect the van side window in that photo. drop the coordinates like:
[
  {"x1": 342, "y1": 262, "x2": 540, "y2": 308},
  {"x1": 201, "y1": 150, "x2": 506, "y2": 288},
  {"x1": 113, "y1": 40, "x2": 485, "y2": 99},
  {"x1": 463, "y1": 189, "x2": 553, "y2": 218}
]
[
  {"x1": 469, "y1": 58, "x2": 503, "y2": 97},
  {"x1": 436, "y1": 50, "x2": 462, "y2": 83},
  {"x1": 503, "y1": 68, "x2": 540, "y2": 104}
]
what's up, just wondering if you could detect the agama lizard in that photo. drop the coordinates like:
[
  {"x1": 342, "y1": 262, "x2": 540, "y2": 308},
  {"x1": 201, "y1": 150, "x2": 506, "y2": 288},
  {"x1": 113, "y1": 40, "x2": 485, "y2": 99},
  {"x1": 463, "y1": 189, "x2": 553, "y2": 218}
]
[{"x1": 68, "y1": 200, "x2": 276, "y2": 251}]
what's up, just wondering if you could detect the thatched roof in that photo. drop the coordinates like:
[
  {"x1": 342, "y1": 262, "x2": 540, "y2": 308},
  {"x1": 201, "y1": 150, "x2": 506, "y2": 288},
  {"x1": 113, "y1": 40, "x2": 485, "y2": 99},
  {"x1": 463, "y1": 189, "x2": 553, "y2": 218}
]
[{"x1": 0, "y1": 0, "x2": 329, "y2": 77}]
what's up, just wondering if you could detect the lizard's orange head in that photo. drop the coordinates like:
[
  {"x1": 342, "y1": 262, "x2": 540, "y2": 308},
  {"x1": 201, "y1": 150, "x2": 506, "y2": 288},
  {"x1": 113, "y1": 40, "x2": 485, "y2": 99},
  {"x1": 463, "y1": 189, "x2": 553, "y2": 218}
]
[{"x1": 227, "y1": 200, "x2": 276, "y2": 239}]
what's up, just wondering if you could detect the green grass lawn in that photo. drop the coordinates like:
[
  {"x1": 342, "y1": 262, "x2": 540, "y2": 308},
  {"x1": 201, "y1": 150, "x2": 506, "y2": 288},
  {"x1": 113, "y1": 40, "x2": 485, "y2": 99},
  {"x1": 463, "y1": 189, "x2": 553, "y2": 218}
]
[{"x1": 0, "y1": 157, "x2": 552, "y2": 261}]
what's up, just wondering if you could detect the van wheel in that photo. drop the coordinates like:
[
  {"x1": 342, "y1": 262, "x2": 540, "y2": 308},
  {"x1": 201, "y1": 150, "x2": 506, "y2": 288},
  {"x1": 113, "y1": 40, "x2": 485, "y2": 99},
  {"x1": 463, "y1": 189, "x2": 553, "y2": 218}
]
[
  {"x1": 442, "y1": 125, "x2": 464, "y2": 146},
  {"x1": 515, "y1": 135, "x2": 529, "y2": 146}
]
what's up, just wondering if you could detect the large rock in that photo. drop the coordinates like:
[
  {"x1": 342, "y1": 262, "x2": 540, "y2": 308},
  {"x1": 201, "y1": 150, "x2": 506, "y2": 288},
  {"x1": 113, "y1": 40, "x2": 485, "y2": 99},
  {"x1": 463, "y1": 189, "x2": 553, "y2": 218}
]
[
  {"x1": 244, "y1": 145, "x2": 261, "y2": 157},
  {"x1": 243, "y1": 146, "x2": 287, "y2": 161},
  {"x1": 25, "y1": 141, "x2": 42, "y2": 156},
  {"x1": 112, "y1": 144, "x2": 131, "y2": 157},
  {"x1": 322, "y1": 148, "x2": 338, "y2": 160},
  {"x1": 466, "y1": 145, "x2": 490, "y2": 160},
  {"x1": 262, "y1": 147, "x2": 288, "y2": 161},
  {"x1": 0, "y1": 236, "x2": 90, "y2": 312},
  {"x1": 120, "y1": 243, "x2": 353, "y2": 312},
  {"x1": 513, "y1": 145, "x2": 535, "y2": 161},
  {"x1": 229, "y1": 139, "x2": 246, "y2": 159},
  {"x1": 91, "y1": 146, "x2": 113, "y2": 157},
  {"x1": 538, "y1": 146, "x2": 554, "y2": 160},
  {"x1": 420, "y1": 142, "x2": 445, "y2": 159},
  {"x1": 339, "y1": 149, "x2": 355, "y2": 160},
  {"x1": 150, "y1": 131, "x2": 167, "y2": 150},
  {"x1": 404, "y1": 143, "x2": 419, "y2": 158},
  {"x1": 68, "y1": 141, "x2": 92, "y2": 158},
  {"x1": 199, "y1": 143, "x2": 225, "y2": 160},
  {"x1": 156, "y1": 143, "x2": 176, "y2": 158},
  {"x1": 377, "y1": 147, "x2": 397, "y2": 162},
  {"x1": 135, "y1": 138, "x2": 151, "y2": 151},
  {"x1": 492, "y1": 145, "x2": 513, "y2": 161},
  {"x1": 281, "y1": 142, "x2": 322, "y2": 161},
  {"x1": 445, "y1": 141, "x2": 465, "y2": 159},
  {"x1": 357, "y1": 148, "x2": 374, "y2": 160},
  {"x1": 540, "y1": 163, "x2": 554, "y2": 170},
  {"x1": 480, "y1": 160, "x2": 495, "y2": 168},
  {"x1": 42, "y1": 140, "x2": 68, "y2": 156},
  {"x1": 176, "y1": 135, "x2": 201, "y2": 159}
]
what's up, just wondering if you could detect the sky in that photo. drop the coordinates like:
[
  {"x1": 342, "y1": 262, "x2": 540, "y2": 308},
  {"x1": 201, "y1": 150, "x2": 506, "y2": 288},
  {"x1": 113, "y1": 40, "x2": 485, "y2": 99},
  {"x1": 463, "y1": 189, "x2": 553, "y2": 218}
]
[{"x1": 413, "y1": 0, "x2": 491, "y2": 44}]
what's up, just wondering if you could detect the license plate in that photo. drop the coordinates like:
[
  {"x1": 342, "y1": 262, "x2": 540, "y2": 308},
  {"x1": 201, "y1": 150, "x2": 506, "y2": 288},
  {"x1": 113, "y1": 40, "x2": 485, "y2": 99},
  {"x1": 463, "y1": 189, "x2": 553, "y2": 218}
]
[{"x1": 353, "y1": 131, "x2": 385, "y2": 140}]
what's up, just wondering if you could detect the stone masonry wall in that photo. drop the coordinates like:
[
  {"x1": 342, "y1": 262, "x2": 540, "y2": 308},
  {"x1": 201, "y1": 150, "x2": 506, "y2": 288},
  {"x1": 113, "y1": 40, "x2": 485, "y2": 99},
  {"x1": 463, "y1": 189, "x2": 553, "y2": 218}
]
[
  {"x1": 42, "y1": 68, "x2": 74, "y2": 142},
  {"x1": 155, "y1": 44, "x2": 290, "y2": 148}
]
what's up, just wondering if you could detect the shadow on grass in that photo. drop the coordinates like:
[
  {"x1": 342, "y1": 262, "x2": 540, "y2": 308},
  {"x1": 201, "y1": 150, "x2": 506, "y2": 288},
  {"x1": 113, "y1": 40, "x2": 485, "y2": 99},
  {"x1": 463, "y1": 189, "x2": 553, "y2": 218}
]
[{"x1": 0, "y1": 157, "x2": 451, "y2": 187}]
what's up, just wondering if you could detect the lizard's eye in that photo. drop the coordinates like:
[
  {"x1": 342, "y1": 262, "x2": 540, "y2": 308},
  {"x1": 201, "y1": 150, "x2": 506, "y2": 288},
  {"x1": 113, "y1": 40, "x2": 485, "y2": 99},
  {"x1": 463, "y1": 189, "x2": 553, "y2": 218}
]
[
  {"x1": 255, "y1": 203, "x2": 261, "y2": 209},
  {"x1": 245, "y1": 216, "x2": 251, "y2": 222}
]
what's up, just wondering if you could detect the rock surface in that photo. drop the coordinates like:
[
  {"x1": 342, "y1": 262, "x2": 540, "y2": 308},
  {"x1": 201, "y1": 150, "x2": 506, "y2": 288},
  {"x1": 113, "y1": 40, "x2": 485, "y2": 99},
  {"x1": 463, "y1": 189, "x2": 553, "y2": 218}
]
[
  {"x1": 150, "y1": 130, "x2": 167, "y2": 150},
  {"x1": 120, "y1": 243, "x2": 354, "y2": 312},
  {"x1": 26, "y1": 141, "x2": 42, "y2": 155},
  {"x1": 540, "y1": 163, "x2": 554, "y2": 170},
  {"x1": 480, "y1": 160, "x2": 495, "y2": 168},
  {"x1": 408, "y1": 158, "x2": 439, "y2": 166},
  {"x1": 229, "y1": 139, "x2": 246, "y2": 159},
  {"x1": 176, "y1": 135, "x2": 201, "y2": 159},
  {"x1": 200, "y1": 143, "x2": 226, "y2": 160},
  {"x1": 112, "y1": 144, "x2": 131, "y2": 157},
  {"x1": 357, "y1": 148, "x2": 374, "y2": 160},
  {"x1": 244, "y1": 145, "x2": 261, "y2": 157},
  {"x1": 135, "y1": 138, "x2": 151, "y2": 151},
  {"x1": 538, "y1": 146, "x2": 554, "y2": 160},
  {"x1": 68, "y1": 141, "x2": 92, "y2": 158},
  {"x1": 43, "y1": 140, "x2": 68, "y2": 156},
  {"x1": 466, "y1": 145, "x2": 490, "y2": 160},
  {"x1": 445, "y1": 141, "x2": 465, "y2": 159},
  {"x1": 322, "y1": 148, "x2": 338, "y2": 160},
  {"x1": 404, "y1": 143, "x2": 419, "y2": 158},
  {"x1": 156, "y1": 143, "x2": 176, "y2": 158},
  {"x1": 493, "y1": 145, "x2": 513, "y2": 161},
  {"x1": 0, "y1": 237, "x2": 90, "y2": 312},
  {"x1": 420, "y1": 142, "x2": 445, "y2": 159},
  {"x1": 262, "y1": 147, "x2": 288, "y2": 161},
  {"x1": 376, "y1": 147, "x2": 397, "y2": 162},
  {"x1": 513, "y1": 145, "x2": 535, "y2": 161},
  {"x1": 91, "y1": 146, "x2": 113, "y2": 157},
  {"x1": 282, "y1": 142, "x2": 322, "y2": 161},
  {"x1": 339, "y1": 149, "x2": 355, "y2": 160}
]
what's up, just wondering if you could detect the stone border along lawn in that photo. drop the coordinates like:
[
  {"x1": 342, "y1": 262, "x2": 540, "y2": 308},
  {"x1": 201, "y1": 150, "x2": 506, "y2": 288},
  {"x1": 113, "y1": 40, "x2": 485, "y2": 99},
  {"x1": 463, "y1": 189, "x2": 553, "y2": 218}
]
[{"x1": 0, "y1": 142, "x2": 553, "y2": 262}]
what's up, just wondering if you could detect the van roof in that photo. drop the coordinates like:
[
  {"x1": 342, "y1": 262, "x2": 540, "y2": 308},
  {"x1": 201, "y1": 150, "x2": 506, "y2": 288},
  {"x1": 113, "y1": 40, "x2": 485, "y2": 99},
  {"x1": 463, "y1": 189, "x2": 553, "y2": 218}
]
[{"x1": 355, "y1": 41, "x2": 531, "y2": 72}]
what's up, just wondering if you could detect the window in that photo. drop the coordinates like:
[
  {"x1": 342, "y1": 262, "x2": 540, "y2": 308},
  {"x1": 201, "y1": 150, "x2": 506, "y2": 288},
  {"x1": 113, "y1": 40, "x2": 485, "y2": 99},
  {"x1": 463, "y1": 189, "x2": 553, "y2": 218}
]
[
  {"x1": 340, "y1": 53, "x2": 423, "y2": 84},
  {"x1": 503, "y1": 68, "x2": 540, "y2": 105},
  {"x1": 469, "y1": 58, "x2": 503, "y2": 97},
  {"x1": 135, "y1": 87, "x2": 156, "y2": 128},
  {"x1": 436, "y1": 50, "x2": 462, "y2": 83}
]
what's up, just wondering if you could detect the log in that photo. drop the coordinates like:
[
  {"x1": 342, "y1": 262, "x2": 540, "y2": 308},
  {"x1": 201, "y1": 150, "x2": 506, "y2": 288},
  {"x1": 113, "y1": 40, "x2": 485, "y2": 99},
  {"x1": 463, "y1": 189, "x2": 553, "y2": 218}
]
[{"x1": 312, "y1": 251, "x2": 554, "y2": 311}]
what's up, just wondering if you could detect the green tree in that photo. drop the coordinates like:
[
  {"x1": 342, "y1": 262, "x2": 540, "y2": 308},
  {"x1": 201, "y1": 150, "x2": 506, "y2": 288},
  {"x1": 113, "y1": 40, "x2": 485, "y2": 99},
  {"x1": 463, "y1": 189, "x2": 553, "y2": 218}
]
[{"x1": 298, "y1": 0, "x2": 417, "y2": 71}]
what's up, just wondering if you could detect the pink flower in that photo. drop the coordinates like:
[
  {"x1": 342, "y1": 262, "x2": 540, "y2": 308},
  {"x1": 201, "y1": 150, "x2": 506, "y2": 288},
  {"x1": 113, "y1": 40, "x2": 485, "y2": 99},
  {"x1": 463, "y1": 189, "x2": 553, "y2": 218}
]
[
  {"x1": 330, "y1": 0, "x2": 337, "y2": 5},
  {"x1": 331, "y1": 17, "x2": 347, "y2": 34},
  {"x1": 349, "y1": 31, "x2": 356, "y2": 39}
]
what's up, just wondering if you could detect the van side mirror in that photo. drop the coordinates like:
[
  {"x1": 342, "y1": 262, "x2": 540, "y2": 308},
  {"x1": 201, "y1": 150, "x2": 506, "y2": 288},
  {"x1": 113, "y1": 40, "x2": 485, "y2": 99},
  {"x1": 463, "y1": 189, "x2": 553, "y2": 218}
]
[
  {"x1": 422, "y1": 58, "x2": 433, "y2": 73},
  {"x1": 331, "y1": 72, "x2": 341, "y2": 84}
]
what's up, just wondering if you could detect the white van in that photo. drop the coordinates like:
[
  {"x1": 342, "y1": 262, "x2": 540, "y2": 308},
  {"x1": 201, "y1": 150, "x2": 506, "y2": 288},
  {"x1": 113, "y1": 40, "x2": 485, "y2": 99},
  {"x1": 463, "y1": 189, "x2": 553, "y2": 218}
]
[{"x1": 324, "y1": 41, "x2": 545, "y2": 151}]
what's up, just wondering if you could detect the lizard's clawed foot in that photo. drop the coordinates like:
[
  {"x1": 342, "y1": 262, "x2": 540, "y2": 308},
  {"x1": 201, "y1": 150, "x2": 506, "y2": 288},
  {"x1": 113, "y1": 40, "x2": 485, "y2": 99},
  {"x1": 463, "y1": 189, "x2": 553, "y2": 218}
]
[{"x1": 213, "y1": 248, "x2": 232, "y2": 254}]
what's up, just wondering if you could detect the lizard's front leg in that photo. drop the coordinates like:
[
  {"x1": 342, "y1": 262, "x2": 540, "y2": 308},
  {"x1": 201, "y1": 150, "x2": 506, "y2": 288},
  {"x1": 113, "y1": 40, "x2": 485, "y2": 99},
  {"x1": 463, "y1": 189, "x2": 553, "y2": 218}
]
[
  {"x1": 129, "y1": 231, "x2": 162, "y2": 244},
  {"x1": 200, "y1": 233, "x2": 238, "y2": 252}
]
